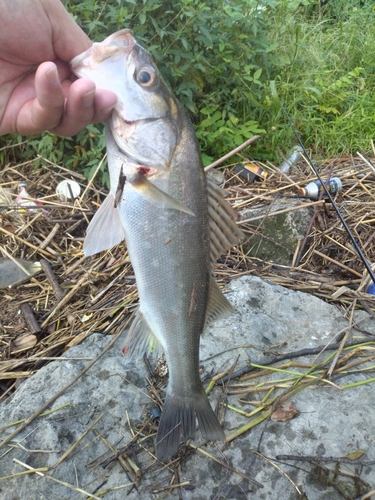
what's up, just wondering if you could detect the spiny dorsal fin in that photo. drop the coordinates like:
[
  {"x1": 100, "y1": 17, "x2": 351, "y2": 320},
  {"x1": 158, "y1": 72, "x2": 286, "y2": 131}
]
[
  {"x1": 207, "y1": 177, "x2": 244, "y2": 263},
  {"x1": 122, "y1": 309, "x2": 163, "y2": 360},
  {"x1": 84, "y1": 194, "x2": 125, "y2": 256}
]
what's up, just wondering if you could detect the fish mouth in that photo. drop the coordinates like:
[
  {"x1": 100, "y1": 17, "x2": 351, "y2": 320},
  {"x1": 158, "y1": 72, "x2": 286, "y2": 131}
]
[
  {"x1": 108, "y1": 29, "x2": 135, "y2": 50},
  {"x1": 70, "y1": 29, "x2": 136, "y2": 71}
]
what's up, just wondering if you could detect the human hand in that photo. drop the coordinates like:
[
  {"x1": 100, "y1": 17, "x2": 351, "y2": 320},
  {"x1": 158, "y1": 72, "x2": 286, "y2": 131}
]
[{"x1": 0, "y1": 0, "x2": 117, "y2": 136}]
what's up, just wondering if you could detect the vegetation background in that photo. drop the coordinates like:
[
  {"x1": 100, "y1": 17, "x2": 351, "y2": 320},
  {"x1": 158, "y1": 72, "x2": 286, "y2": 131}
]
[{"x1": 1, "y1": 0, "x2": 375, "y2": 184}]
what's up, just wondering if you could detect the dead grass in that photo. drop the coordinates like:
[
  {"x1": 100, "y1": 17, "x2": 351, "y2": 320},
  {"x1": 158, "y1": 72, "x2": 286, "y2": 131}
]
[
  {"x1": 0, "y1": 151, "x2": 374, "y2": 401},
  {"x1": 0, "y1": 147, "x2": 375, "y2": 497}
]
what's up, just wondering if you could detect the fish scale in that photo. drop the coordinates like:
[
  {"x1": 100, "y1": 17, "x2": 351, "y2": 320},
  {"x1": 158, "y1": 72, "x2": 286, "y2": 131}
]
[{"x1": 70, "y1": 29, "x2": 243, "y2": 461}]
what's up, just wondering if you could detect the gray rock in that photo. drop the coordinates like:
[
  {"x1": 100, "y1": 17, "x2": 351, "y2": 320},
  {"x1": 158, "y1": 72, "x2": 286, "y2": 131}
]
[
  {"x1": 240, "y1": 200, "x2": 313, "y2": 265},
  {"x1": 0, "y1": 276, "x2": 374, "y2": 500}
]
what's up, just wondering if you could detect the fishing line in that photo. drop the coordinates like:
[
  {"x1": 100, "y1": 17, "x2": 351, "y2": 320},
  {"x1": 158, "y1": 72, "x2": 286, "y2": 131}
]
[{"x1": 282, "y1": 106, "x2": 375, "y2": 285}]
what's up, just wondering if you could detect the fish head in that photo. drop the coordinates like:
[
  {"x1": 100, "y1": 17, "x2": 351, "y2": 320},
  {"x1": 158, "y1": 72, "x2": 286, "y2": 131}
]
[{"x1": 71, "y1": 29, "x2": 180, "y2": 171}]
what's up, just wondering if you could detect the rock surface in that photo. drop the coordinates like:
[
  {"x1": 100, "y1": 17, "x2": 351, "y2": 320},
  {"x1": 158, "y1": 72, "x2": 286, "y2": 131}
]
[
  {"x1": 240, "y1": 200, "x2": 313, "y2": 265},
  {"x1": 1, "y1": 276, "x2": 374, "y2": 500}
]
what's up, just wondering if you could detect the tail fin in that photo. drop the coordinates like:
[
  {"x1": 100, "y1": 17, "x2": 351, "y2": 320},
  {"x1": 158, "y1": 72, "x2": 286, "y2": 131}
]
[{"x1": 156, "y1": 386, "x2": 225, "y2": 462}]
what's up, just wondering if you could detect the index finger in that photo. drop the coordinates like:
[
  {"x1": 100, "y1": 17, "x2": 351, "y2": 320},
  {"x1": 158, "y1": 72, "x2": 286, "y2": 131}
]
[{"x1": 16, "y1": 62, "x2": 66, "y2": 135}]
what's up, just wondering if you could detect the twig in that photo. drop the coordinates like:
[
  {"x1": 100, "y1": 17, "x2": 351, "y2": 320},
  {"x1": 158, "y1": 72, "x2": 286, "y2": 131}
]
[
  {"x1": 86, "y1": 484, "x2": 135, "y2": 498},
  {"x1": 356, "y1": 152, "x2": 375, "y2": 174},
  {"x1": 37, "y1": 155, "x2": 86, "y2": 179},
  {"x1": 220, "y1": 338, "x2": 374, "y2": 383},
  {"x1": 93, "y1": 429, "x2": 141, "y2": 482},
  {"x1": 327, "y1": 299, "x2": 356, "y2": 377},
  {"x1": 12, "y1": 459, "x2": 102, "y2": 500},
  {"x1": 276, "y1": 454, "x2": 375, "y2": 466},
  {"x1": 0, "y1": 140, "x2": 27, "y2": 151},
  {"x1": 188, "y1": 443, "x2": 263, "y2": 488},
  {"x1": 205, "y1": 135, "x2": 261, "y2": 171},
  {"x1": 40, "y1": 259, "x2": 65, "y2": 301},
  {"x1": 20, "y1": 303, "x2": 41, "y2": 334},
  {"x1": 38, "y1": 223, "x2": 60, "y2": 250},
  {"x1": 97, "y1": 425, "x2": 150, "y2": 469},
  {"x1": 151, "y1": 481, "x2": 192, "y2": 493},
  {"x1": 78, "y1": 153, "x2": 107, "y2": 203},
  {"x1": 313, "y1": 249, "x2": 363, "y2": 278},
  {"x1": 0, "y1": 371, "x2": 35, "y2": 380},
  {"x1": 50, "y1": 415, "x2": 103, "y2": 469},
  {"x1": 40, "y1": 274, "x2": 88, "y2": 327},
  {"x1": 0, "y1": 403, "x2": 71, "y2": 432},
  {"x1": 225, "y1": 407, "x2": 273, "y2": 443},
  {"x1": 355, "y1": 490, "x2": 375, "y2": 500},
  {"x1": 0, "y1": 226, "x2": 53, "y2": 258},
  {"x1": 249, "y1": 450, "x2": 302, "y2": 495},
  {"x1": 0, "y1": 466, "x2": 48, "y2": 481}
]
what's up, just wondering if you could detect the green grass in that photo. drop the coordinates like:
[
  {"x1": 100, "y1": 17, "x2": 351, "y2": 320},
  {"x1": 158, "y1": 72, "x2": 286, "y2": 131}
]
[{"x1": 257, "y1": 3, "x2": 375, "y2": 159}]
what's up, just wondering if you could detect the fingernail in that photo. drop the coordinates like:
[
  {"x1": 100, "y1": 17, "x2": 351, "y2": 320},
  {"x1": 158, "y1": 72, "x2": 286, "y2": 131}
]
[
  {"x1": 46, "y1": 66, "x2": 60, "y2": 88},
  {"x1": 81, "y1": 89, "x2": 95, "y2": 108}
]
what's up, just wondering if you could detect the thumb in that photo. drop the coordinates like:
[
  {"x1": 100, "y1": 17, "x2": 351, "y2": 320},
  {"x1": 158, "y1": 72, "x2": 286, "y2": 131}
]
[{"x1": 41, "y1": 0, "x2": 92, "y2": 61}]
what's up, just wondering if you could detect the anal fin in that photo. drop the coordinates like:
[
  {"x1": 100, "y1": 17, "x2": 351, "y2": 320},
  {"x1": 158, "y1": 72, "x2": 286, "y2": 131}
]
[
  {"x1": 122, "y1": 309, "x2": 163, "y2": 360},
  {"x1": 84, "y1": 194, "x2": 125, "y2": 256}
]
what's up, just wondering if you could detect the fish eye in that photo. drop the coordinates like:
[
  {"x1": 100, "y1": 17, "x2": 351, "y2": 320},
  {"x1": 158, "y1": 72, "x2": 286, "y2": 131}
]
[{"x1": 135, "y1": 67, "x2": 157, "y2": 87}]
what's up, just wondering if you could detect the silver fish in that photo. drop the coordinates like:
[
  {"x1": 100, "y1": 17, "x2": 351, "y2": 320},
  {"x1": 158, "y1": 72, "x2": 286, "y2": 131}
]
[{"x1": 70, "y1": 29, "x2": 243, "y2": 461}]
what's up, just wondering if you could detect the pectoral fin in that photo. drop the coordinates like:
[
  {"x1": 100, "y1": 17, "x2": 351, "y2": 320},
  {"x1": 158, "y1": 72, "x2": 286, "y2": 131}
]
[
  {"x1": 130, "y1": 172, "x2": 195, "y2": 216},
  {"x1": 84, "y1": 194, "x2": 126, "y2": 256}
]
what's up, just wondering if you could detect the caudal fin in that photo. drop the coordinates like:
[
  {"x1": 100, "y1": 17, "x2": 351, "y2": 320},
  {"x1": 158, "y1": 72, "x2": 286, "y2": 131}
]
[{"x1": 156, "y1": 387, "x2": 225, "y2": 462}]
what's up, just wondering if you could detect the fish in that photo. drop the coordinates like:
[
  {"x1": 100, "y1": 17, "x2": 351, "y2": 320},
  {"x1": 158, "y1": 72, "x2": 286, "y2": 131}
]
[{"x1": 70, "y1": 29, "x2": 244, "y2": 461}]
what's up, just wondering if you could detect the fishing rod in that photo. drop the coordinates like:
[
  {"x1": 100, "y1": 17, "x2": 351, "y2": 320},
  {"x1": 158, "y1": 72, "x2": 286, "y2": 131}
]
[{"x1": 282, "y1": 107, "x2": 375, "y2": 285}]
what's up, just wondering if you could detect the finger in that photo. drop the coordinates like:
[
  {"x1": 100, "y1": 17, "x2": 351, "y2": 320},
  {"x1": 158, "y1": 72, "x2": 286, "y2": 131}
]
[
  {"x1": 42, "y1": 0, "x2": 92, "y2": 61},
  {"x1": 50, "y1": 79, "x2": 117, "y2": 136},
  {"x1": 16, "y1": 61, "x2": 65, "y2": 135},
  {"x1": 90, "y1": 88, "x2": 118, "y2": 124}
]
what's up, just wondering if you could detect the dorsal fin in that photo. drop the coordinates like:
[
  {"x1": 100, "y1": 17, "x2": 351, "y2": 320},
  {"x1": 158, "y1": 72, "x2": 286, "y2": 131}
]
[{"x1": 207, "y1": 177, "x2": 244, "y2": 263}]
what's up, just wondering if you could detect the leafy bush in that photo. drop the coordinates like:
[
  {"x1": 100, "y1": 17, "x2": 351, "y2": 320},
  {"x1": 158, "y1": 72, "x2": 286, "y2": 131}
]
[
  {"x1": 2, "y1": 0, "x2": 375, "y2": 179},
  {"x1": 66, "y1": 0, "x2": 288, "y2": 166}
]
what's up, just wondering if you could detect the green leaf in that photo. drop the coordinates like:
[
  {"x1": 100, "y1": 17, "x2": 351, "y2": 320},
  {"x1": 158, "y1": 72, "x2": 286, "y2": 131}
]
[{"x1": 253, "y1": 68, "x2": 262, "y2": 81}]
